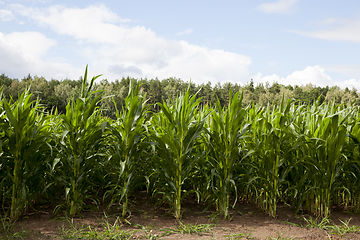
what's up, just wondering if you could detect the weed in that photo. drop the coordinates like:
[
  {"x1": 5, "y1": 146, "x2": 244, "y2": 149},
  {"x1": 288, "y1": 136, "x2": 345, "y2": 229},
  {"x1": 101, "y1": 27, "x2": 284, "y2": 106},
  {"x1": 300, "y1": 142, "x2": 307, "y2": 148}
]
[
  {"x1": 161, "y1": 221, "x2": 214, "y2": 236},
  {"x1": 224, "y1": 228, "x2": 255, "y2": 239},
  {"x1": 268, "y1": 232, "x2": 297, "y2": 240},
  {"x1": 329, "y1": 218, "x2": 360, "y2": 237},
  {"x1": 0, "y1": 212, "x2": 29, "y2": 240},
  {"x1": 58, "y1": 216, "x2": 133, "y2": 239},
  {"x1": 207, "y1": 212, "x2": 220, "y2": 224},
  {"x1": 133, "y1": 224, "x2": 161, "y2": 240},
  {"x1": 302, "y1": 215, "x2": 331, "y2": 229}
]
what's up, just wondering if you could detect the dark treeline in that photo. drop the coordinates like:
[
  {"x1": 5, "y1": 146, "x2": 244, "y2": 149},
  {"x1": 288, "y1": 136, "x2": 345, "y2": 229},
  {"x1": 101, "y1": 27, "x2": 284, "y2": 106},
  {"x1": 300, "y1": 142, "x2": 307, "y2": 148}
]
[{"x1": 0, "y1": 73, "x2": 358, "y2": 119}]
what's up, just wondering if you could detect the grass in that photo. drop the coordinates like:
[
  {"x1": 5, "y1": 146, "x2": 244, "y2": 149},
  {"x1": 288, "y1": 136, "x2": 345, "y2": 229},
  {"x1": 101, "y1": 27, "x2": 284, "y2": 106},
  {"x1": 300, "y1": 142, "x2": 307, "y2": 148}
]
[
  {"x1": 268, "y1": 232, "x2": 297, "y2": 240},
  {"x1": 207, "y1": 212, "x2": 221, "y2": 224},
  {"x1": 282, "y1": 214, "x2": 360, "y2": 239},
  {"x1": 161, "y1": 221, "x2": 215, "y2": 236},
  {"x1": 302, "y1": 215, "x2": 332, "y2": 229},
  {"x1": 328, "y1": 218, "x2": 360, "y2": 237},
  {"x1": 225, "y1": 228, "x2": 255, "y2": 239},
  {"x1": 58, "y1": 216, "x2": 133, "y2": 240},
  {"x1": 133, "y1": 224, "x2": 162, "y2": 240},
  {"x1": 0, "y1": 213, "x2": 29, "y2": 240}
]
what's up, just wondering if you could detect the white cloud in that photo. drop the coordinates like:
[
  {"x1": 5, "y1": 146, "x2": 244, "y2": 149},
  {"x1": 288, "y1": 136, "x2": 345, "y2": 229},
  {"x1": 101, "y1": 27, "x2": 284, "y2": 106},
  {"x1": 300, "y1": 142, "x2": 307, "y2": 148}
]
[
  {"x1": 7, "y1": 3, "x2": 252, "y2": 84},
  {"x1": 11, "y1": 3, "x2": 132, "y2": 44},
  {"x1": 91, "y1": 38, "x2": 251, "y2": 84},
  {"x1": 176, "y1": 29, "x2": 193, "y2": 36},
  {"x1": 4, "y1": 31, "x2": 56, "y2": 59},
  {"x1": 0, "y1": 31, "x2": 81, "y2": 79},
  {"x1": 258, "y1": 0, "x2": 299, "y2": 14},
  {"x1": 0, "y1": 9, "x2": 13, "y2": 21},
  {"x1": 291, "y1": 18, "x2": 360, "y2": 43},
  {"x1": 252, "y1": 65, "x2": 333, "y2": 87},
  {"x1": 285, "y1": 66, "x2": 332, "y2": 86},
  {"x1": 252, "y1": 66, "x2": 360, "y2": 90},
  {"x1": 334, "y1": 78, "x2": 360, "y2": 90}
]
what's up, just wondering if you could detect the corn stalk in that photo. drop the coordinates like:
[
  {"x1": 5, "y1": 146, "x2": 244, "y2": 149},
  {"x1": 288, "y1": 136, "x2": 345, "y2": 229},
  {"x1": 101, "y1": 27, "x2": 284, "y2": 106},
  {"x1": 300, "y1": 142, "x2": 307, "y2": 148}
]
[
  {"x1": 302, "y1": 103, "x2": 350, "y2": 217},
  {"x1": 105, "y1": 81, "x2": 149, "y2": 220},
  {"x1": 0, "y1": 88, "x2": 51, "y2": 221},
  {"x1": 53, "y1": 66, "x2": 107, "y2": 217},
  {"x1": 206, "y1": 90, "x2": 250, "y2": 219},
  {"x1": 151, "y1": 88, "x2": 205, "y2": 220},
  {"x1": 245, "y1": 97, "x2": 295, "y2": 218}
]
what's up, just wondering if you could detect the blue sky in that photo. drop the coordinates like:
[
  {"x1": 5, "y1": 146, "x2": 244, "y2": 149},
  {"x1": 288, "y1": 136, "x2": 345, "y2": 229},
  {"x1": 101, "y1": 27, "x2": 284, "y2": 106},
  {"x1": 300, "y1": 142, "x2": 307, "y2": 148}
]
[{"x1": 0, "y1": 0, "x2": 360, "y2": 89}]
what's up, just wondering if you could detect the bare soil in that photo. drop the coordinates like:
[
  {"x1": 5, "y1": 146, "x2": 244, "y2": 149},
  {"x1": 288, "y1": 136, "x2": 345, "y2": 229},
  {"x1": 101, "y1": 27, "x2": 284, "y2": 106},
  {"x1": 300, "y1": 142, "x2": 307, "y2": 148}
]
[{"x1": 4, "y1": 191, "x2": 360, "y2": 239}]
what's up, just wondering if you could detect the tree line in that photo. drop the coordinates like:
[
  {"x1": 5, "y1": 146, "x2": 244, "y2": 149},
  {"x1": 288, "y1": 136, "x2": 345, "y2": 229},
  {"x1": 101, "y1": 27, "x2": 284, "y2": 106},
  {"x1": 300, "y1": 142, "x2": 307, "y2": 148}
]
[{"x1": 0, "y1": 73, "x2": 358, "y2": 119}]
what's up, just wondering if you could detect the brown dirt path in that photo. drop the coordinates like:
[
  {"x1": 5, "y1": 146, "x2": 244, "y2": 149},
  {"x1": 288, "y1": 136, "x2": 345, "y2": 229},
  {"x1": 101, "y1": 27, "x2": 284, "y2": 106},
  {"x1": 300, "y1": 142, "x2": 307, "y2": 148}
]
[{"x1": 4, "y1": 191, "x2": 360, "y2": 239}]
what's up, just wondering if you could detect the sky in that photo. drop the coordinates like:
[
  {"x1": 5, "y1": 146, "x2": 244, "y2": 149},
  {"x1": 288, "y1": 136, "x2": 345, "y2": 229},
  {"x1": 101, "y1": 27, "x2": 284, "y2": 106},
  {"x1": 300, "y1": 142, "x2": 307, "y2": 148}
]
[{"x1": 0, "y1": 0, "x2": 360, "y2": 89}]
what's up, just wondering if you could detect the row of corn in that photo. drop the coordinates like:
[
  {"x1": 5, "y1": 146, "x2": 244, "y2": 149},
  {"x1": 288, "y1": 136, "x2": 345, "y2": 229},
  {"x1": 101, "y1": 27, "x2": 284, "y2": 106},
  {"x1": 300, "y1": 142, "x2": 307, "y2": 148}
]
[{"x1": 1, "y1": 67, "x2": 360, "y2": 222}]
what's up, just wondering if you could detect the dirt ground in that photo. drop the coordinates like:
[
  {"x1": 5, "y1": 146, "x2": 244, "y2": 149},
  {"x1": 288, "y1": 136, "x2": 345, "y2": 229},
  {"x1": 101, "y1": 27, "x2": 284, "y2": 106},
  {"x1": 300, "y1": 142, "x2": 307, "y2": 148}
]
[{"x1": 5, "y1": 191, "x2": 360, "y2": 239}]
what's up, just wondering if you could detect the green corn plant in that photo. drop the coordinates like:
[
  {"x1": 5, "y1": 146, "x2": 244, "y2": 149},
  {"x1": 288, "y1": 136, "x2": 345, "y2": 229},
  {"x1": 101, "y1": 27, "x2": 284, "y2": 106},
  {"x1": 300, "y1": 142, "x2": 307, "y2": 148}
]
[
  {"x1": 281, "y1": 102, "x2": 311, "y2": 214},
  {"x1": 53, "y1": 66, "x2": 108, "y2": 217},
  {"x1": 150, "y1": 88, "x2": 205, "y2": 220},
  {"x1": 343, "y1": 112, "x2": 360, "y2": 212},
  {"x1": 245, "y1": 97, "x2": 295, "y2": 218},
  {"x1": 206, "y1": 90, "x2": 250, "y2": 219},
  {"x1": 335, "y1": 103, "x2": 359, "y2": 210},
  {"x1": 294, "y1": 101, "x2": 350, "y2": 217},
  {"x1": 0, "y1": 86, "x2": 7, "y2": 208},
  {"x1": 185, "y1": 103, "x2": 212, "y2": 208},
  {"x1": 280, "y1": 99, "x2": 357, "y2": 215},
  {"x1": 0, "y1": 87, "x2": 51, "y2": 221},
  {"x1": 104, "y1": 81, "x2": 149, "y2": 220}
]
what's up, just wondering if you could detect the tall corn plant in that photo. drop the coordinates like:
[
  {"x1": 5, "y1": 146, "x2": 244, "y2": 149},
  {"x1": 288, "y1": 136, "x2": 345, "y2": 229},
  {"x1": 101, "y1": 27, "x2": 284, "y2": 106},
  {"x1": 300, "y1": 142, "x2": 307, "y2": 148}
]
[
  {"x1": 245, "y1": 97, "x2": 295, "y2": 218},
  {"x1": 151, "y1": 88, "x2": 205, "y2": 220},
  {"x1": 53, "y1": 66, "x2": 107, "y2": 217},
  {"x1": 279, "y1": 102, "x2": 310, "y2": 214},
  {"x1": 206, "y1": 90, "x2": 250, "y2": 219},
  {"x1": 0, "y1": 88, "x2": 51, "y2": 221},
  {"x1": 0, "y1": 86, "x2": 7, "y2": 208},
  {"x1": 299, "y1": 102, "x2": 350, "y2": 217},
  {"x1": 105, "y1": 82, "x2": 149, "y2": 220},
  {"x1": 344, "y1": 110, "x2": 360, "y2": 212}
]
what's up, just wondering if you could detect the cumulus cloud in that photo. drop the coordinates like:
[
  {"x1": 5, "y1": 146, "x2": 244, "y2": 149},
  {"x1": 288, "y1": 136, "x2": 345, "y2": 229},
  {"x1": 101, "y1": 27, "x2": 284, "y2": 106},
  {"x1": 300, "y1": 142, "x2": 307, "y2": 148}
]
[
  {"x1": 0, "y1": 31, "x2": 81, "y2": 79},
  {"x1": 176, "y1": 29, "x2": 193, "y2": 36},
  {"x1": 10, "y1": 3, "x2": 132, "y2": 44},
  {"x1": 6, "y1": 3, "x2": 252, "y2": 84},
  {"x1": 252, "y1": 65, "x2": 333, "y2": 87},
  {"x1": 258, "y1": 0, "x2": 299, "y2": 14},
  {"x1": 5, "y1": 31, "x2": 56, "y2": 59},
  {"x1": 291, "y1": 18, "x2": 360, "y2": 43},
  {"x1": 252, "y1": 65, "x2": 360, "y2": 90},
  {"x1": 334, "y1": 78, "x2": 360, "y2": 90}
]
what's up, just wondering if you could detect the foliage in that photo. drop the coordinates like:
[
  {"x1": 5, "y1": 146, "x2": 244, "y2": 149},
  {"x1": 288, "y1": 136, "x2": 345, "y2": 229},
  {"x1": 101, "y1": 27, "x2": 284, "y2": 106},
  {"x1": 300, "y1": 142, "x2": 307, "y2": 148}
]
[
  {"x1": 205, "y1": 90, "x2": 250, "y2": 218},
  {"x1": 52, "y1": 66, "x2": 107, "y2": 217},
  {"x1": 104, "y1": 81, "x2": 149, "y2": 220},
  {"x1": 1, "y1": 66, "x2": 360, "y2": 222},
  {"x1": 150, "y1": 87, "x2": 205, "y2": 220},
  {"x1": 0, "y1": 87, "x2": 51, "y2": 221},
  {"x1": 0, "y1": 73, "x2": 358, "y2": 117}
]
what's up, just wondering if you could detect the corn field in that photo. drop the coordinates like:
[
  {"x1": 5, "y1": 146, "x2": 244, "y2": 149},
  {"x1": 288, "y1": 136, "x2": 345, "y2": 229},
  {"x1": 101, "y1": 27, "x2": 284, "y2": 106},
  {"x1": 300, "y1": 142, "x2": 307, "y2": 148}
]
[{"x1": 1, "y1": 67, "x2": 360, "y2": 222}]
